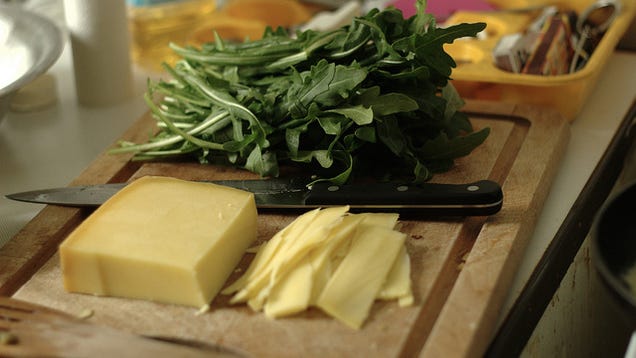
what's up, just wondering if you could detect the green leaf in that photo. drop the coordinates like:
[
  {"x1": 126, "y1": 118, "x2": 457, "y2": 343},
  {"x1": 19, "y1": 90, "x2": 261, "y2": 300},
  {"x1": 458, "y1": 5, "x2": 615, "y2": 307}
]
[
  {"x1": 442, "y1": 82, "x2": 465, "y2": 122},
  {"x1": 286, "y1": 60, "x2": 367, "y2": 117},
  {"x1": 245, "y1": 145, "x2": 279, "y2": 177},
  {"x1": 417, "y1": 127, "x2": 490, "y2": 160},
  {"x1": 370, "y1": 93, "x2": 419, "y2": 116},
  {"x1": 326, "y1": 105, "x2": 373, "y2": 125},
  {"x1": 318, "y1": 116, "x2": 345, "y2": 136},
  {"x1": 308, "y1": 150, "x2": 353, "y2": 186},
  {"x1": 413, "y1": 160, "x2": 432, "y2": 182},
  {"x1": 291, "y1": 150, "x2": 334, "y2": 168},
  {"x1": 353, "y1": 87, "x2": 419, "y2": 116},
  {"x1": 117, "y1": 5, "x2": 490, "y2": 184},
  {"x1": 285, "y1": 127, "x2": 302, "y2": 156},
  {"x1": 355, "y1": 126, "x2": 376, "y2": 142},
  {"x1": 410, "y1": 5, "x2": 436, "y2": 36},
  {"x1": 376, "y1": 116, "x2": 407, "y2": 156}
]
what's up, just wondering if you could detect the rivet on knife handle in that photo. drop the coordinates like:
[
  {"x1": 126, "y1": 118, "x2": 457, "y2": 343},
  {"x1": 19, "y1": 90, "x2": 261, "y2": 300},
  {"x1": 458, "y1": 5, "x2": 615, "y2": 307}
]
[{"x1": 305, "y1": 180, "x2": 503, "y2": 216}]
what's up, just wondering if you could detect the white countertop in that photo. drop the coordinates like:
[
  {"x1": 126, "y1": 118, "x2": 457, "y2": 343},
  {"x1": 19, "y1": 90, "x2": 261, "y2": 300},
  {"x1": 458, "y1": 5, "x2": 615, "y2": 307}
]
[
  {"x1": 1, "y1": 5, "x2": 635, "y2": 341},
  {"x1": 0, "y1": 42, "x2": 150, "y2": 245},
  {"x1": 501, "y1": 49, "x2": 636, "y2": 316}
]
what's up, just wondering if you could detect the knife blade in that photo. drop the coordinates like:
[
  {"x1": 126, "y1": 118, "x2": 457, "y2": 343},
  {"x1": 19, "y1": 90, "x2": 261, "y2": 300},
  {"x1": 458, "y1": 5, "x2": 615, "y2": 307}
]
[{"x1": 5, "y1": 178, "x2": 503, "y2": 216}]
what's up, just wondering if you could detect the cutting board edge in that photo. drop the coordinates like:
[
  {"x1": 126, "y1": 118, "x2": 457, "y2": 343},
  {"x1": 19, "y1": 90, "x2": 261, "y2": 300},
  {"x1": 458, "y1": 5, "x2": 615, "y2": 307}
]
[{"x1": 418, "y1": 101, "x2": 570, "y2": 357}]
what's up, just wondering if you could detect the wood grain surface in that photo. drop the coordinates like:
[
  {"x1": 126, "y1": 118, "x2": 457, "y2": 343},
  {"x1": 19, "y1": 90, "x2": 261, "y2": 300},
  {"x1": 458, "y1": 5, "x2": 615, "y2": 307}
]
[{"x1": 0, "y1": 100, "x2": 569, "y2": 357}]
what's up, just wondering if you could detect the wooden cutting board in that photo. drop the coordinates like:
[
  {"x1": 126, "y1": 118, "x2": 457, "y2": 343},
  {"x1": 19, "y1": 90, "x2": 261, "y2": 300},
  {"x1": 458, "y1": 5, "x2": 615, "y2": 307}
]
[{"x1": 0, "y1": 100, "x2": 569, "y2": 357}]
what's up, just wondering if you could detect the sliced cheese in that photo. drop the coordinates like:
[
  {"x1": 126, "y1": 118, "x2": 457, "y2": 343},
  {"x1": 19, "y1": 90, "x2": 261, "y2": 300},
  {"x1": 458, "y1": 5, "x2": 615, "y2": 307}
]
[
  {"x1": 316, "y1": 224, "x2": 406, "y2": 329},
  {"x1": 225, "y1": 207, "x2": 412, "y2": 329},
  {"x1": 59, "y1": 176, "x2": 257, "y2": 308},
  {"x1": 307, "y1": 214, "x2": 363, "y2": 304},
  {"x1": 225, "y1": 208, "x2": 321, "y2": 305},
  {"x1": 377, "y1": 245, "x2": 413, "y2": 306},
  {"x1": 264, "y1": 259, "x2": 313, "y2": 318},
  {"x1": 358, "y1": 212, "x2": 399, "y2": 229},
  {"x1": 231, "y1": 206, "x2": 348, "y2": 310},
  {"x1": 265, "y1": 206, "x2": 348, "y2": 285},
  {"x1": 307, "y1": 213, "x2": 397, "y2": 304},
  {"x1": 265, "y1": 211, "x2": 364, "y2": 316}
]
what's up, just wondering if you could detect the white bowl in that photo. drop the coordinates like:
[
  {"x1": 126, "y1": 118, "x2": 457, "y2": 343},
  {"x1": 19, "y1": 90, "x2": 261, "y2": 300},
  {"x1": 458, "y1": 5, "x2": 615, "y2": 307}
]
[{"x1": 0, "y1": 5, "x2": 64, "y2": 121}]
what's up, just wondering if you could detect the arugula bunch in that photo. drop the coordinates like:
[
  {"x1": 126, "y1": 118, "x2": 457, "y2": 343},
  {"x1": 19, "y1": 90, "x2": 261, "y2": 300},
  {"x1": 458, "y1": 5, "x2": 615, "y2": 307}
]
[{"x1": 112, "y1": 1, "x2": 488, "y2": 184}]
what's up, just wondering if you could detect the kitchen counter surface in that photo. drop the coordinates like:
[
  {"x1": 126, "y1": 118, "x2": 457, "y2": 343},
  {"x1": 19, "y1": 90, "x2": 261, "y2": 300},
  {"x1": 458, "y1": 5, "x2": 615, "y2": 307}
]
[{"x1": 1, "y1": 8, "x2": 635, "y2": 355}]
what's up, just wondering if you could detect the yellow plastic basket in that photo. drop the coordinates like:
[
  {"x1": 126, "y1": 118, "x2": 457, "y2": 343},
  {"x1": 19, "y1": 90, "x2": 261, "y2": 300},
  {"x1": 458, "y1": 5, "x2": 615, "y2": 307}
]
[{"x1": 445, "y1": 0, "x2": 635, "y2": 121}]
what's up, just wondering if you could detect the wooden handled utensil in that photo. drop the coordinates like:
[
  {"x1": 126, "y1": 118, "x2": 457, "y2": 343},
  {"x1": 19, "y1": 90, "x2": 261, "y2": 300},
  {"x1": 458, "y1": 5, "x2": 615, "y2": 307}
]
[{"x1": 0, "y1": 296, "x2": 244, "y2": 357}]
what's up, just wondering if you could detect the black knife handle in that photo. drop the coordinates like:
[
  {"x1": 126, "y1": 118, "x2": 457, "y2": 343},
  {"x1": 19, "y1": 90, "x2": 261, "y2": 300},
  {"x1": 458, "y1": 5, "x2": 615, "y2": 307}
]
[{"x1": 305, "y1": 180, "x2": 503, "y2": 216}]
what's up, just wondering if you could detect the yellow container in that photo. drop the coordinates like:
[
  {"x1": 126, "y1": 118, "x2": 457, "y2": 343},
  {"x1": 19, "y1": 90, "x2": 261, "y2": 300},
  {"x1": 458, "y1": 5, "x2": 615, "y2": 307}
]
[
  {"x1": 128, "y1": 0, "x2": 217, "y2": 71},
  {"x1": 444, "y1": 0, "x2": 635, "y2": 121},
  {"x1": 189, "y1": 0, "x2": 315, "y2": 44}
]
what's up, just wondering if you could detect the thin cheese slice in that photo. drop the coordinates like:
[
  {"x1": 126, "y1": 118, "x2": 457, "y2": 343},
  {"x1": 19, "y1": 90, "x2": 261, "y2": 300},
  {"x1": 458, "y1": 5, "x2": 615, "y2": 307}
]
[
  {"x1": 226, "y1": 208, "x2": 321, "y2": 305},
  {"x1": 223, "y1": 208, "x2": 322, "y2": 297},
  {"x1": 265, "y1": 206, "x2": 348, "y2": 285},
  {"x1": 265, "y1": 211, "x2": 364, "y2": 315},
  {"x1": 316, "y1": 224, "x2": 406, "y2": 329},
  {"x1": 377, "y1": 245, "x2": 413, "y2": 305},
  {"x1": 264, "y1": 259, "x2": 313, "y2": 318},
  {"x1": 358, "y1": 212, "x2": 399, "y2": 229},
  {"x1": 307, "y1": 214, "x2": 364, "y2": 304},
  {"x1": 248, "y1": 206, "x2": 347, "y2": 310},
  {"x1": 59, "y1": 176, "x2": 257, "y2": 308},
  {"x1": 231, "y1": 206, "x2": 348, "y2": 310},
  {"x1": 308, "y1": 213, "x2": 398, "y2": 304}
]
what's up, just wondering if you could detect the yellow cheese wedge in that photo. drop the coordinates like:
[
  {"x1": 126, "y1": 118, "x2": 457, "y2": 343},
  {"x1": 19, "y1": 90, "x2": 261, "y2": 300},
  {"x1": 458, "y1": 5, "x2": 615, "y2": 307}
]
[{"x1": 59, "y1": 176, "x2": 257, "y2": 308}]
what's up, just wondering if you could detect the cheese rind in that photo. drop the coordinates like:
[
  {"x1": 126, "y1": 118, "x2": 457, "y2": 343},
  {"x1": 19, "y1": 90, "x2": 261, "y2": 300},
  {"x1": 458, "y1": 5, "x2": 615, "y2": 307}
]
[{"x1": 60, "y1": 176, "x2": 257, "y2": 308}]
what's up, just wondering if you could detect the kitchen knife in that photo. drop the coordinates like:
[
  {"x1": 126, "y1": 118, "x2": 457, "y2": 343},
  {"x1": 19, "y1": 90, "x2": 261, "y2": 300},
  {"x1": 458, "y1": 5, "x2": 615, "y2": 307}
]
[{"x1": 6, "y1": 178, "x2": 503, "y2": 216}]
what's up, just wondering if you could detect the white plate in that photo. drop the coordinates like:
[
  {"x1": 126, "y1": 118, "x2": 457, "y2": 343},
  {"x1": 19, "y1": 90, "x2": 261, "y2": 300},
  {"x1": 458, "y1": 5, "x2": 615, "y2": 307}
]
[{"x1": 0, "y1": 5, "x2": 63, "y2": 119}]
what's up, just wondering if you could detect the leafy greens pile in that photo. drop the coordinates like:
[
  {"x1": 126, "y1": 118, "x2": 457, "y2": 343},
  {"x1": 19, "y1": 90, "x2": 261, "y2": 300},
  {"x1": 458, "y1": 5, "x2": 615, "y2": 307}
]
[{"x1": 112, "y1": 1, "x2": 488, "y2": 184}]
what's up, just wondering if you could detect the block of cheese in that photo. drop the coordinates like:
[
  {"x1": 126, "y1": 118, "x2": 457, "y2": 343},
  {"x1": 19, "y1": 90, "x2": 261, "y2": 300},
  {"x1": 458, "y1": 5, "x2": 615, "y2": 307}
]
[{"x1": 59, "y1": 175, "x2": 258, "y2": 308}]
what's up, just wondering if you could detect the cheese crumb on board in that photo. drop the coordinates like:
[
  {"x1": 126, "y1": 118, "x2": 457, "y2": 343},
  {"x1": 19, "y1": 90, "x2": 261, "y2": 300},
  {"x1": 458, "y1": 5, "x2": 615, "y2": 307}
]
[
  {"x1": 59, "y1": 176, "x2": 258, "y2": 308},
  {"x1": 224, "y1": 207, "x2": 412, "y2": 329}
]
